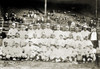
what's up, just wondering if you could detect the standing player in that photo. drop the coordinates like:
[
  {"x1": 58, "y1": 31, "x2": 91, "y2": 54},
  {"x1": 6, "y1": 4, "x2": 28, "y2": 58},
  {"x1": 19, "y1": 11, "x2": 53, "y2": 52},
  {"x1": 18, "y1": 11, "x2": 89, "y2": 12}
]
[
  {"x1": 8, "y1": 23, "x2": 18, "y2": 36},
  {"x1": 43, "y1": 23, "x2": 53, "y2": 38},
  {"x1": 54, "y1": 25, "x2": 63, "y2": 39},
  {"x1": 35, "y1": 23, "x2": 42, "y2": 39},
  {"x1": 19, "y1": 25, "x2": 27, "y2": 39},
  {"x1": 28, "y1": 24, "x2": 36, "y2": 39},
  {"x1": 63, "y1": 26, "x2": 70, "y2": 39}
]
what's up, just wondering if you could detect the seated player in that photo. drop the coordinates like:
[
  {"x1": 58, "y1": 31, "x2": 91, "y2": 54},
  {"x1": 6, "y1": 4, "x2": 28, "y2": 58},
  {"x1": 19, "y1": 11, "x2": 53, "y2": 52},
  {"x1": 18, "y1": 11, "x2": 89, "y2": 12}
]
[
  {"x1": 54, "y1": 46, "x2": 62, "y2": 62},
  {"x1": 56, "y1": 34, "x2": 65, "y2": 48},
  {"x1": 87, "y1": 47, "x2": 96, "y2": 62},
  {"x1": 9, "y1": 35, "x2": 15, "y2": 47},
  {"x1": 82, "y1": 36, "x2": 93, "y2": 48},
  {"x1": 49, "y1": 34, "x2": 57, "y2": 61},
  {"x1": 49, "y1": 34, "x2": 57, "y2": 47},
  {"x1": 77, "y1": 52, "x2": 83, "y2": 64},
  {"x1": 44, "y1": 46, "x2": 52, "y2": 61},
  {"x1": 26, "y1": 41, "x2": 34, "y2": 60},
  {"x1": 14, "y1": 33, "x2": 21, "y2": 47},
  {"x1": 65, "y1": 33, "x2": 75, "y2": 48},
  {"x1": 39, "y1": 34, "x2": 49, "y2": 61},
  {"x1": 25, "y1": 35, "x2": 29, "y2": 45},
  {"x1": 2, "y1": 42, "x2": 10, "y2": 60},
  {"x1": 13, "y1": 43, "x2": 22, "y2": 60},
  {"x1": 22, "y1": 41, "x2": 31, "y2": 60},
  {"x1": 20, "y1": 34, "x2": 28, "y2": 47},
  {"x1": 75, "y1": 36, "x2": 82, "y2": 49},
  {"x1": 40, "y1": 34, "x2": 49, "y2": 47},
  {"x1": 2, "y1": 34, "x2": 11, "y2": 47},
  {"x1": 81, "y1": 47, "x2": 87, "y2": 63}
]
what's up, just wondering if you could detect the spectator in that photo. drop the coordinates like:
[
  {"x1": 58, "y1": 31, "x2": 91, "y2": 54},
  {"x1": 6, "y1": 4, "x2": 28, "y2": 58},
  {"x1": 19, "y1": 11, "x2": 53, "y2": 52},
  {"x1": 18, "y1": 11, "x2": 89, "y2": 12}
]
[
  {"x1": 90, "y1": 27, "x2": 98, "y2": 48},
  {"x1": 0, "y1": 28, "x2": 6, "y2": 46}
]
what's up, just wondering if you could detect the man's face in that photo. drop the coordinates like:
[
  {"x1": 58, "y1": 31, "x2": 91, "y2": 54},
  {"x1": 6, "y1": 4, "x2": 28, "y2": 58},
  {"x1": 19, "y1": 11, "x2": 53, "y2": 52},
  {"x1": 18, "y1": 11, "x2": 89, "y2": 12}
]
[
  {"x1": 51, "y1": 34, "x2": 55, "y2": 39},
  {"x1": 75, "y1": 28, "x2": 79, "y2": 32},
  {"x1": 66, "y1": 28, "x2": 69, "y2": 31},
  {"x1": 15, "y1": 43, "x2": 18, "y2": 47},
  {"x1": 29, "y1": 26, "x2": 33, "y2": 30},
  {"x1": 12, "y1": 35, "x2": 15, "y2": 39},
  {"x1": 76, "y1": 36, "x2": 80, "y2": 40},
  {"x1": 33, "y1": 26, "x2": 36, "y2": 30},
  {"x1": 57, "y1": 26, "x2": 60, "y2": 30},
  {"x1": 84, "y1": 27, "x2": 87, "y2": 31},
  {"x1": 42, "y1": 34, "x2": 46, "y2": 38},
  {"x1": 37, "y1": 25, "x2": 41, "y2": 29},
  {"x1": 33, "y1": 34, "x2": 37, "y2": 38},
  {"x1": 25, "y1": 35, "x2": 28, "y2": 39},
  {"x1": 29, "y1": 41, "x2": 32, "y2": 46},
  {"x1": 7, "y1": 35, "x2": 10, "y2": 38},
  {"x1": 47, "y1": 25, "x2": 50, "y2": 29},
  {"x1": 59, "y1": 35, "x2": 63, "y2": 39},
  {"x1": 4, "y1": 42, "x2": 8, "y2": 47},
  {"x1": 85, "y1": 36, "x2": 88, "y2": 40},
  {"x1": 15, "y1": 33, "x2": 19, "y2": 38}
]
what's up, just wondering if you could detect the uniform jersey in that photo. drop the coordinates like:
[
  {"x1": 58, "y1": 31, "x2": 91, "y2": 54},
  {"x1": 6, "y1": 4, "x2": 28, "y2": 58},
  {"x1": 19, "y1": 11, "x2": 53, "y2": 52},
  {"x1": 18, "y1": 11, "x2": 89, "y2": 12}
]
[
  {"x1": 20, "y1": 39, "x2": 26, "y2": 47},
  {"x1": 54, "y1": 30, "x2": 63, "y2": 39},
  {"x1": 9, "y1": 46, "x2": 15, "y2": 57},
  {"x1": 56, "y1": 39, "x2": 65, "y2": 47},
  {"x1": 75, "y1": 40, "x2": 82, "y2": 48},
  {"x1": 9, "y1": 38, "x2": 15, "y2": 47},
  {"x1": 14, "y1": 38, "x2": 21, "y2": 46},
  {"x1": 13, "y1": 46, "x2": 22, "y2": 57},
  {"x1": 73, "y1": 32, "x2": 83, "y2": 40},
  {"x1": 49, "y1": 38, "x2": 57, "y2": 46},
  {"x1": 28, "y1": 29, "x2": 36, "y2": 38},
  {"x1": 42, "y1": 29, "x2": 53, "y2": 38},
  {"x1": 39, "y1": 38, "x2": 49, "y2": 46},
  {"x1": 82, "y1": 40, "x2": 93, "y2": 47},
  {"x1": 35, "y1": 29, "x2": 42, "y2": 39},
  {"x1": 25, "y1": 39, "x2": 29, "y2": 45},
  {"x1": 63, "y1": 31, "x2": 71, "y2": 39},
  {"x1": 8, "y1": 28, "x2": 18, "y2": 36},
  {"x1": 19, "y1": 30, "x2": 28, "y2": 39},
  {"x1": 81, "y1": 30, "x2": 90, "y2": 39},
  {"x1": 66, "y1": 39, "x2": 75, "y2": 47},
  {"x1": 2, "y1": 38, "x2": 10, "y2": 46},
  {"x1": 2, "y1": 45, "x2": 9, "y2": 56},
  {"x1": 31, "y1": 38, "x2": 40, "y2": 46}
]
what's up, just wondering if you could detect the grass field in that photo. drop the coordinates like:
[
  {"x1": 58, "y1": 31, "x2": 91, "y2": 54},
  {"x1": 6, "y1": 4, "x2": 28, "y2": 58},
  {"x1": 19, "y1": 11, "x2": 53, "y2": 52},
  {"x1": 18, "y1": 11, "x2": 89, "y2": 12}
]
[{"x1": 0, "y1": 60, "x2": 99, "y2": 69}]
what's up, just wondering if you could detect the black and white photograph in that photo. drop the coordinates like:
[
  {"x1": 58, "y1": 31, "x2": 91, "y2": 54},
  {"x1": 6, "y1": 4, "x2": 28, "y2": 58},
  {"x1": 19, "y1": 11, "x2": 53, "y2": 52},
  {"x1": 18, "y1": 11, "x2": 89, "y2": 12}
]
[{"x1": 0, "y1": 0, "x2": 100, "y2": 69}]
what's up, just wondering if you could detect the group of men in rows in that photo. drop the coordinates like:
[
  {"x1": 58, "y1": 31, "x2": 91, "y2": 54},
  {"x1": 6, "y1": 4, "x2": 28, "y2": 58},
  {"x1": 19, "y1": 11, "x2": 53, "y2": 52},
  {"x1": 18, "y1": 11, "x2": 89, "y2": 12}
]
[{"x1": 0, "y1": 23, "x2": 97, "y2": 63}]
